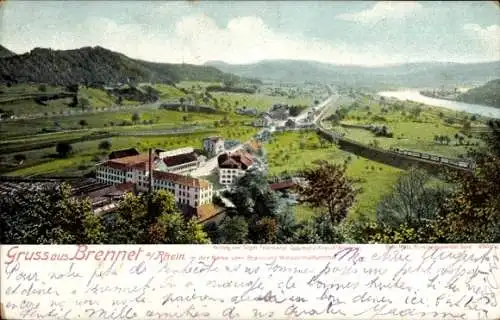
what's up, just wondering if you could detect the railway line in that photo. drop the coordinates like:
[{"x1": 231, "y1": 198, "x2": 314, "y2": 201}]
[
  {"x1": 313, "y1": 95, "x2": 476, "y2": 173},
  {"x1": 315, "y1": 124, "x2": 475, "y2": 173}
]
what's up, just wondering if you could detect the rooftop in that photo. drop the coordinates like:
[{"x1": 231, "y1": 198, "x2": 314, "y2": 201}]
[
  {"x1": 270, "y1": 180, "x2": 298, "y2": 191},
  {"x1": 246, "y1": 140, "x2": 262, "y2": 153},
  {"x1": 218, "y1": 151, "x2": 254, "y2": 170},
  {"x1": 103, "y1": 153, "x2": 153, "y2": 170},
  {"x1": 109, "y1": 148, "x2": 140, "y2": 159},
  {"x1": 204, "y1": 136, "x2": 223, "y2": 142},
  {"x1": 153, "y1": 170, "x2": 211, "y2": 189},
  {"x1": 163, "y1": 151, "x2": 199, "y2": 167}
]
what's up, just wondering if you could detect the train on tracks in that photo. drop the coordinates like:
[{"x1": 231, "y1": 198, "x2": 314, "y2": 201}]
[{"x1": 315, "y1": 126, "x2": 476, "y2": 171}]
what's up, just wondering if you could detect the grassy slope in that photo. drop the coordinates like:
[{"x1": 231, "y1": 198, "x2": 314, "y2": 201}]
[
  {"x1": 211, "y1": 92, "x2": 312, "y2": 112},
  {"x1": 330, "y1": 96, "x2": 484, "y2": 158},
  {"x1": 0, "y1": 108, "x2": 253, "y2": 138},
  {"x1": 266, "y1": 131, "x2": 401, "y2": 221},
  {"x1": 0, "y1": 83, "x2": 185, "y2": 116}
]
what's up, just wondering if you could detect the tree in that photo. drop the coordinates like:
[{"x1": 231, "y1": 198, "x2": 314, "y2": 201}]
[
  {"x1": 462, "y1": 121, "x2": 471, "y2": 134},
  {"x1": 38, "y1": 84, "x2": 47, "y2": 92},
  {"x1": 409, "y1": 106, "x2": 422, "y2": 119},
  {"x1": 434, "y1": 120, "x2": 500, "y2": 243},
  {"x1": 318, "y1": 136, "x2": 328, "y2": 148},
  {"x1": 98, "y1": 140, "x2": 112, "y2": 152},
  {"x1": 216, "y1": 215, "x2": 249, "y2": 243},
  {"x1": 297, "y1": 161, "x2": 358, "y2": 225},
  {"x1": 66, "y1": 84, "x2": 79, "y2": 93},
  {"x1": 349, "y1": 120, "x2": 500, "y2": 244},
  {"x1": 56, "y1": 142, "x2": 73, "y2": 158},
  {"x1": 376, "y1": 167, "x2": 448, "y2": 228},
  {"x1": 103, "y1": 190, "x2": 210, "y2": 244},
  {"x1": 79, "y1": 97, "x2": 90, "y2": 111},
  {"x1": 78, "y1": 119, "x2": 88, "y2": 129},
  {"x1": 131, "y1": 112, "x2": 140, "y2": 124},
  {"x1": 222, "y1": 170, "x2": 295, "y2": 243},
  {"x1": 441, "y1": 135, "x2": 450, "y2": 145},
  {"x1": 225, "y1": 170, "x2": 281, "y2": 219},
  {"x1": 0, "y1": 184, "x2": 104, "y2": 244},
  {"x1": 13, "y1": 154, "x2": 26, "y2": 164},
  {"x1": 251, "y1": 217, "x2": 278, "y2": 244}
]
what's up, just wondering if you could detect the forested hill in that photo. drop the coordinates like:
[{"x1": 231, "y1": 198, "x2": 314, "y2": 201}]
[
  {"x1": 0, "y1": 46, "x2": 258, "y2": 85},
  {"x1": 0, "y1": 45, "x2": 16, "y2": 58},
  {"x1": 457, "y1": 79, "x2": 500, "y2": 108}
]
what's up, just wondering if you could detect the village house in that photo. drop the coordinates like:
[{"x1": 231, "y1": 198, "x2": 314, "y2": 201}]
[
  {"x1": 269, "y1": 104, "x2": 290, "y2": 120},
  {"x1": 203, "y1": 136, "x2": 225, "y2": 157},
  {"x1": 96, "y1": 152, "x2": 213, "y2": 209},
  {"x1": 217, "y1": 151, "x2": 254, "y2": 186}
]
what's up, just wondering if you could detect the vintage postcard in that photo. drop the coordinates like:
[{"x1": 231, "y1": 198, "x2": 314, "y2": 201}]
[{"x1": 0, "y1": 1, "x2": 499, "y2": 319}]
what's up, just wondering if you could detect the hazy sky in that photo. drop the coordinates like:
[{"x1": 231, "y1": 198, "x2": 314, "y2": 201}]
[{"x1": 1, "y1": 1, "x2": 499, "y2": 66}]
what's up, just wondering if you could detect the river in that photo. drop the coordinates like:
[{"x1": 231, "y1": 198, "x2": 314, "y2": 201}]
[{"x1": 377, "y1": 90, "x2": 500, "y2": 119}]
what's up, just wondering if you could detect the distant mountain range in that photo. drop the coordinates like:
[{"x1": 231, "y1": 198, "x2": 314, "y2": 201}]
[
  {"x1": 1, "y1": 44, "x2": 497, "y2": 89},
  {"x1": 205, "y1": 60, "x2": 500, "y2": 88},
  {"x1": 0, "y1": 45, "x2": 16, "y2": 58},
  {"x1": 0, "y1": 45, "x2": 260, "y2": 86},
  {"x1": 457, "y1": 79, "x2": 500, "y2": 108}
]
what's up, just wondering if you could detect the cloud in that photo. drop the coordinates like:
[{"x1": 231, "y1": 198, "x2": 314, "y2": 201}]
[
  {"x1": 463, "y1": 23, "x2": 500, "y2": 60},
  {"x1": 66, "y1": 14, "x2": 408, "y2": 66},
  {"x1": 2, "y1": 1, "x2": 495, "y2": 66},
  {"x1": 336, "y1": 1, "x2": 423, "y2": 24}
]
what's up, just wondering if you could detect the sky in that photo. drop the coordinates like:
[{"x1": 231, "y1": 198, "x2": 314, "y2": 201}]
[{"x1": 0, "y1": 1, "x2": 499, "y2": 66}]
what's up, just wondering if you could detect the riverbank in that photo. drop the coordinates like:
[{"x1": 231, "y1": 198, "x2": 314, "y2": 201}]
[{"x1": 378, "y1": 90, "x2": 500, "y2": 119}]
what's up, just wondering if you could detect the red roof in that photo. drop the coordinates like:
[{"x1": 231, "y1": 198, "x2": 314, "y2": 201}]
[
  {"x1": 104, "y1": 153, "x2": 153, "y2": 170},
  {"x1": 163, "y1": 152, "x2": 198, "y2": 167},
  {"x1": 246, "y1": 140, "x2": 262, "y2": 153},
  {"x1": 218, "y1": 151, "x2": 253, "y2": 169},
  {"x1": 270, "y1": 180, "x2": 297, "y2": 190},
  {"x1": 153, "y1": 170, "x2": 211, "y2": 189}
]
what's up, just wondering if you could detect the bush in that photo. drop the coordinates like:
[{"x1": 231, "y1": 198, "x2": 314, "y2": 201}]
[
  {"x1": 98, "y1": 140, "x2": 112, "y2": 151},
  {"x1": 13, "y1": 154, "x2": 27, "y2": 163},
  {"x1": 56, "y1": 142, "x2": 73, "y2": 158}
]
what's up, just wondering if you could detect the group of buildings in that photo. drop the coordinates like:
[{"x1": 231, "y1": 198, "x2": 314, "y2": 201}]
[
  {"x1": 94, "y1": 136, "x2": 261, "y2": 220},
  {"x1": 252, "y1": 103, "x2": 318, "y2": 129}
]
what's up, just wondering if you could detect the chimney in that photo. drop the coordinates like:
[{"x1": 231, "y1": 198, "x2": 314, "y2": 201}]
[{"x1": 148, "y1": 148, "x2": 154, "y2": 193}]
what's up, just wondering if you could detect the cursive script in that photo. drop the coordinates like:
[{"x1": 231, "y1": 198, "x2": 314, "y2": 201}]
[{"x1": 1, "y1": 244, "x2": 499, "y2": 319}]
